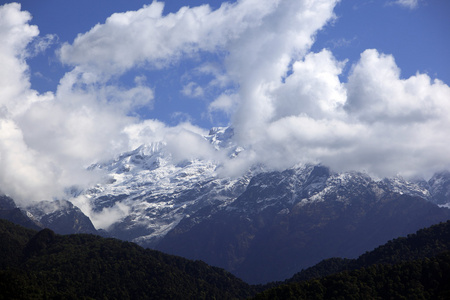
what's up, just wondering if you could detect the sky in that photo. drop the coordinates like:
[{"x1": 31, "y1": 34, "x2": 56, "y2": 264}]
[{"x1": 1, "y1": 0, "x2": 450, "y2": 205}]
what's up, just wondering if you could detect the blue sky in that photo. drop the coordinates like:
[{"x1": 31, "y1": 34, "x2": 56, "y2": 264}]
[{"x1": 1, "y1": 0, "x2": 450, "y2": 203}]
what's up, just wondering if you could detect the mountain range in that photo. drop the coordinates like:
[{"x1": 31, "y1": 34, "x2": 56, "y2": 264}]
[{"x1": 1, "y1": 127, "x2": 450, "y2": 283}]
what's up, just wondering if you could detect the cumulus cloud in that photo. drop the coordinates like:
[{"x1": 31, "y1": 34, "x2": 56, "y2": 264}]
[
  {"x1": 0, "y1": 118, "x2": 60, "y2": 205},
  {"x1": 0, "y1": 3, "x2": 44, "y2": 116},
  {"x1": 208, "y1": 93, "x2": 239, "y2": 117},
  {"x1": 58, "y1": 0, "x2": 282, "y2": 77},
  {"x1": 54, "y1": 0, "x2": 340, "y2": 175},
  {"x1": 339, "y1": 49, "x2": 450, "y2": 177},
  {"x1": 0, "y1": 3, "x2": 58, "y2": 204},
  {"x1": 227, "y1": 48, "x2": 450, "y2": 179},
  {"x1": 345, "y1": 49, "x2": 450, "y2": 124},
  {"x1": 228, "y1": 0, "x2": 339, "y2": 144}
]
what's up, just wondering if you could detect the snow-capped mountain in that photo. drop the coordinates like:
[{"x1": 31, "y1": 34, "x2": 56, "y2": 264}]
[
  {"x1": 428, "y1": 171, "x2": 450, "y2": 207},
  {"x1": 79, "y1": 127, "x2": 252, "y2": 246},
  {"x1": 63, "y1": 127, "x2": 450, "y2": 283}
]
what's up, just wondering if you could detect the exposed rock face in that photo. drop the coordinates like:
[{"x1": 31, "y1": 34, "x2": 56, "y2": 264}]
[
  {"x1": 25, "y1": 200, "x2": 98, "y2": 235},
  {"x1": 0, "y1": 196, "x2": 98, "y2": 235},
  {"x1": 0, "y1": 195, "x2": 42, "y2": 231}
]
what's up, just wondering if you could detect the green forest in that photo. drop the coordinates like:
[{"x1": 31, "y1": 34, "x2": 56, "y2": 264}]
[{"x1": 1, "y1": 219, "x2": 450, "y2": 299}]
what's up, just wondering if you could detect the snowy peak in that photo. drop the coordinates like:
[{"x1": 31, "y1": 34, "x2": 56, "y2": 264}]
[
  {"x1": 428, "y1": 171, "x2": 450, "y2": 206},
  {"x1": 206, "y1": 126, "x2": 234, "y2": 149},
  {"x1": 92, "y1": 142, "x2": 170, "y2": 174},
  {"x1": 205, "y1": 126, "x2": 244, "y2": 158},
  {"x1": 381, "y1": 176, "x2": 431, "y2": 200},
  {"x1": 75, "y1": 127, "x2": 253, "y2": 246}
]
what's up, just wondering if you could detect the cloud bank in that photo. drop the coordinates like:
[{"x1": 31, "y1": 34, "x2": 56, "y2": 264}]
[{"x1": 1, "y1": 0, "x2": 450, "y2": 209}]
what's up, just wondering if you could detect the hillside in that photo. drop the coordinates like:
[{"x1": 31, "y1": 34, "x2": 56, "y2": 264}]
[{"x1": 254, "y1": 253, "x2": 450, "y2": 299}]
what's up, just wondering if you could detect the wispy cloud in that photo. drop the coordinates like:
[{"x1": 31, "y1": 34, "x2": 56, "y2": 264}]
[
  {"x1": 181, "y1": 82, "x2": 204, "y2": 98},
  {"x1": 388, "y1": 0, "x2": 420, "y2": 9},
  {"x1": 28, "y1": 34, "x2": 58, "y2": 57}
]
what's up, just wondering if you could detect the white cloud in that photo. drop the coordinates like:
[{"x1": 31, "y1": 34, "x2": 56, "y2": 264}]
[
  {"x1": 345, "y1": 49, "x2": 450, "y2": 124},
  {"x1": 340, "y1": 49, "x2": 450, "y2": 177},
  {"x1": 271, "y1": 49, "x2": 347, "y2": 120},
  {"x1": 0, "y1": 118, "x2": 60, "y2": 205},
  {"x1": 228, "y1": 0, "x2": 339, "y2": 145},
  {"x1": 0, "y1": 3, "x2": 44, "y2": 117},
  {"x1": 0, "y1": 3, "x2": 59, "y2": 204},
  {"x1": 56, "y1": 0, "x2": 341, "y2": 173},
  {"x1": 227, "y1": 48, "x2": 450, "y2": 179},
  {"x1": 0, "y1": 0, "x2": 343, "y2": 206},
  {"x1": 70, "y1": 195, "x2": 130, "y2": 229},
  {"x1": 208, "y1": 93, "x2": 239, "y2": 116},
  {"x1": 58, "y1": 0, "x2": 282, "y2": 77}
]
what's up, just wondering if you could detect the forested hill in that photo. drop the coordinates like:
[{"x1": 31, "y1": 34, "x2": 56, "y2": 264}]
[
  {"x1": 254, "y1": 252, "x2": 450, "y2": 299},
  {"x1": 0, "y1": 219, "x2": 254, "y2": 299},
  {"x1": 286, "y1": 220, "x2": 450, "y2": 283},
  {"x1": 254, "y1": 220, "x2": 450, "y2": 299}
]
